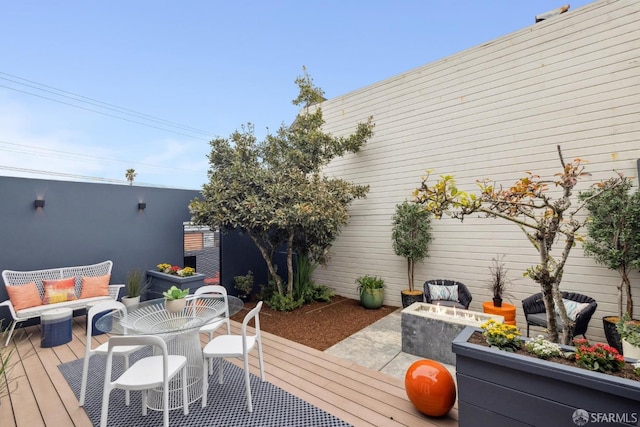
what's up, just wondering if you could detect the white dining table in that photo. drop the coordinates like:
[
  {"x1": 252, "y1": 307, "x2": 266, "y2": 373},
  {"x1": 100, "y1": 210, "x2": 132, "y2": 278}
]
[{"x1": 96, "y1": 294, "x2": 244, "y2": 411}]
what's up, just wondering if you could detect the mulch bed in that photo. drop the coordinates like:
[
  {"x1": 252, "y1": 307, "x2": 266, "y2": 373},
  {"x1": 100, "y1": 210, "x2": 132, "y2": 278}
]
[{"x1": 231, "y1": 295, "x2": 397, "y2": 351}]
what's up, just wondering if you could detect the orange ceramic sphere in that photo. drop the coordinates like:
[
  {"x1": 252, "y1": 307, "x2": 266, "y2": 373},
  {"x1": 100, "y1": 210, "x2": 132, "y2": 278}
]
[{"x1": 404, "y1": 359, "x2": 456, "y2": 417}]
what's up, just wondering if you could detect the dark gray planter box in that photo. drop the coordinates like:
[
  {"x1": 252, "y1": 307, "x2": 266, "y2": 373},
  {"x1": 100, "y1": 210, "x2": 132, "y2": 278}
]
[
  {"x1": 146, "y1": 270, "x2": 206, "y2": 299},
  {"x1": 452, "y1": 326, "x2": 640, "y2": 427}
]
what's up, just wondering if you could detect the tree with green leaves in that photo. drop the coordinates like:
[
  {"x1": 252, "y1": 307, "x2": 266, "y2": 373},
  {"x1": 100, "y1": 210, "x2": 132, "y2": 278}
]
[
  {"x1": 413, "y1": 147, "x2": 613, "y2": 344},
  {"x1": 190, "y1": 69, "x2": 374, "y2": 304},
  {"x1": 580, "y1": 174, "x2": 640, "y2": 318},
  {"x1": 391, "y1": 200, "x2": 433, "y2": 293},
  {"x1": 125, "y1": 169, "x2": 137, "y2": 185}
]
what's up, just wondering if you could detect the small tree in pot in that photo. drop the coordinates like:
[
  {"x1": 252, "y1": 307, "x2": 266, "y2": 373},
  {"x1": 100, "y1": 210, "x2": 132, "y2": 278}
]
[
  {"x1": 391, "y1": 200, "x2": 433, "y2": 307},
  {"x1": 486, "y1": 255, "x2": 512, "y2": 307},
  {"x1": 580, "y1": 174, "x2": 640, "y2": 352}
]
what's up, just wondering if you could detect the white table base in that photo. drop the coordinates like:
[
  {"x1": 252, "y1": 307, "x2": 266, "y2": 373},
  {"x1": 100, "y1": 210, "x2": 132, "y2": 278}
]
[{"x1": 146, "y1": 330, "x2": 203, "y2": 411}]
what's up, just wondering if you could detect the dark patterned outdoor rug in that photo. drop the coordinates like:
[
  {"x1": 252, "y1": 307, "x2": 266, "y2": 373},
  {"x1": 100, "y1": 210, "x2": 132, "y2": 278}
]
[{"x1": 59, "y1": 351, "x2": 351, "y2": 427}]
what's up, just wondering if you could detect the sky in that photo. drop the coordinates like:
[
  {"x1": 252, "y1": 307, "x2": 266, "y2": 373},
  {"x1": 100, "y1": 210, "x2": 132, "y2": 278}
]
[{"x1": 0, "y1": 1, "x2": 595, "y2": 190}]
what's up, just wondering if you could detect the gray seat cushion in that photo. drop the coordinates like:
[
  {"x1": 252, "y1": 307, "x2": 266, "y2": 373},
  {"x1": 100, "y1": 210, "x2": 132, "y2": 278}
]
[{"x1": 527, "y1": 312, "x2": 566, "y2": 330}]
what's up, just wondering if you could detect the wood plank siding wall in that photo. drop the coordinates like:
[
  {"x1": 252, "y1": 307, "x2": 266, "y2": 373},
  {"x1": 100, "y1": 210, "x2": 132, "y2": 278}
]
[{"x1": 314, "y1": 0, "x2": 640, "y2": 344}]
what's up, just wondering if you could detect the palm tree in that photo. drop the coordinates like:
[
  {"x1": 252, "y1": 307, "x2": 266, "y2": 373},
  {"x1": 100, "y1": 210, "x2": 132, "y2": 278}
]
[{"x1": 125, "y1": 169, "x2": 137, "y2": 186}]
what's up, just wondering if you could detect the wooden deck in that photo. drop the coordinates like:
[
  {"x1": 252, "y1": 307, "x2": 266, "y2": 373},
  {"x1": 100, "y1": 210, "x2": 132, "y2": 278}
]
[{"x1": 0, "y1": 316, "x2": 458, "y2": 427}]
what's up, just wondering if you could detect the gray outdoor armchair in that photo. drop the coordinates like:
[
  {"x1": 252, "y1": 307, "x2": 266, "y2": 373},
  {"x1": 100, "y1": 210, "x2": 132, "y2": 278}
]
[
  {"x1": 423, "y1": 279, "x2": 472, "y2": 309},
  {"x1": 522, "y1": 291, "x2": 597, "y2": 338}
]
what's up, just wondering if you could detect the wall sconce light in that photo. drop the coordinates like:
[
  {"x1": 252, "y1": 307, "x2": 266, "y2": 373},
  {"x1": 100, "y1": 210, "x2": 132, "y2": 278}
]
[
  {"x1": 34, "y1": 199, "x2": 45, "y2": 209},
  {"x1": 138, "y1": 202, "x2": 146, "y2": 210}
]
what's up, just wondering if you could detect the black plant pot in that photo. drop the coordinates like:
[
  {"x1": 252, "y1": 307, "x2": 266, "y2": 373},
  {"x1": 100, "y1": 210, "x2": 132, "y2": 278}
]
[
  {"x1": 401, "y1": 291, "x2": 424, "y2": 308},
  {"x1": 492, "y1": 297, "x2": 503, "y2": 308},
  {"x1": 602, "y1": 316, "x2": 622, "y2": 353}
]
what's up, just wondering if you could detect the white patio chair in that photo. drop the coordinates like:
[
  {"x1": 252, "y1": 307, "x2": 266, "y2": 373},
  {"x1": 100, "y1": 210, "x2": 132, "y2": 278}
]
[
  {"x1": 194, "y1": 285, "x2": 231, "y2": 340},
  {"x1": 100, "y1": 335, "x2": 188, "y2": 427},
  {"x1": 80, "y1": 300, "x2": 145, "y2": 406},
  {"x1": 201, "y1": 301, "x2": 264, "y2": 412},
  {"x1": 192, "y1": 285, "x2": 231, "y2": 374}
]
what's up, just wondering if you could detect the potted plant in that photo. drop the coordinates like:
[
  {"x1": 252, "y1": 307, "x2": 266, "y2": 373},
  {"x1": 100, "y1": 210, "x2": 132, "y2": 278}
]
[
  {"x1": 391, "y1": 200, "x2": 433, "y2": 307},
  {"x1": 356, "y1": 275, "x2": 385, "y2": 309},
  {"x1": 580, "y1": 175, "x2": 640, "y2": 352},
  {"x1": 485, "y1": 255, "x2": 512, "y2": 307},
  {"x1": 234, "y1": 271, "x2": 254, "y2": 302},
  {"x1": 162, "y1": 285, "x2": 190, "y2": 313},
  {"x1": 617, "y1": 313, "x2": 640, "y2": 359},
  {"x1": 122, "y1": 269, "x2": 151, "y2": 307}
]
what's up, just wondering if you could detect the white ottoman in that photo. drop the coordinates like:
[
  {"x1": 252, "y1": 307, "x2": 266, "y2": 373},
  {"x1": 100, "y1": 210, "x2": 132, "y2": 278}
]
[{"x1": 41, "y1": 307, "x2": 73, "y2": 348}]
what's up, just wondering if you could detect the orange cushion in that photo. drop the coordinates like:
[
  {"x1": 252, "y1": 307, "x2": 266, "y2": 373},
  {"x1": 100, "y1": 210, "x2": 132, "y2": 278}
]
[
  {"x1": 42, "y1": 277, "x2": 77, "y2": 304},
  {"x1": 6, "y1": 282, "x2": 43, "y2": 310},
  {"x1": 79, "y1": 275, "x2": 110, "y2": 298}
]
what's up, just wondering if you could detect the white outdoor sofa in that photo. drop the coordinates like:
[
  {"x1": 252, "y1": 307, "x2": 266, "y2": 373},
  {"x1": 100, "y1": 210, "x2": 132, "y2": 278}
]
[{"x1": 1, "y1": 260, "x2": 124, "y2": 345}]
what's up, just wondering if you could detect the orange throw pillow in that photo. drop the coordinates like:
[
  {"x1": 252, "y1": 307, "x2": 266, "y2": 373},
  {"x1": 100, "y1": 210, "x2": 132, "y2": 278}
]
[
  {"x1": 42, "y1": 277, "x2": 77, "y2": 304},
  {"x1": 6, "y1": 282, "x2": 43, "y2": 310},
  {"x1": 80, "y1": 275, "x2": 110, "y2": 298}
]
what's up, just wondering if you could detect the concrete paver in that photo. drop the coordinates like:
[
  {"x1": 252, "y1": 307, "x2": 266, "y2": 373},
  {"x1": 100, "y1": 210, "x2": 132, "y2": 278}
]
[{"x1": 324, "y1": 308, "x2": 456, "y2": 379}]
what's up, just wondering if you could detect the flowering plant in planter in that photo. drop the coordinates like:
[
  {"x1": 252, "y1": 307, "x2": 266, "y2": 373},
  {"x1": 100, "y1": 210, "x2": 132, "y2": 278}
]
[
  {"x1": 480, "y1": 319, "x2": 521, "y2": 352},
  {"x1": 572, "y1": 338, "x2": 625, "y2": 373},
  {"x1": 524, "y1": 335, "x2": 562, "y2": 359},
  {"x1": 156, "y1": 263, "x2": 196, "y2": 277}
]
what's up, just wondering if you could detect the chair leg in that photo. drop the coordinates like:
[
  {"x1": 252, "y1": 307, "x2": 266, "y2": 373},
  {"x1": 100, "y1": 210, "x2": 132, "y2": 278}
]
[
  {"x1": 202, "y1": 358, "x2": 208, "y2": 408},
  {"x1": 526, "y1": 323, "x2": 530, "y2": 338},
  {"x1": 257, "y1": 340, "x2": 265, "y2": 381},
  {"x1": 243, "y1": 354, "x2": 253, "y2": 412},
  {"x1": 163, "y1": 385, "x2": 169, "y2": 427},
  {"x1": 4, "y1": 321, "x2": 16, "y2": 347},
  {"x1": 182, "y1": 366, "x2": 189, "y2": 415},
  {"x1": 142, "y1": 390, "x2": 148, "y2": 416},
  {"x1": 124, "y1": 355, "x2": 131, "y2": 406},
  {"x1": 100, "y1": 388, "x2": 111, "y2": 427},
  {"x1": 79, "y1": 354, "x2": 91, "y2": 406},
  {"x1": 218, "y1": 358, "x2": 224, "y2": 384}
]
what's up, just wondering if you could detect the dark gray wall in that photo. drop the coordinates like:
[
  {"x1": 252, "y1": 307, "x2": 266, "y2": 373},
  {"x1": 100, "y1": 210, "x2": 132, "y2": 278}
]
[
  {"x1": 0, "y1": 176, "x2": 200, "y2": 323},
  {"x1": 221, "y1": 228, "x2": 290, "y2": 296}
]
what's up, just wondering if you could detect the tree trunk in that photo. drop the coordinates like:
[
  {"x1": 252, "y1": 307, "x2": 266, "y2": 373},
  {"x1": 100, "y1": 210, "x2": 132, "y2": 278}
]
[
  {"x1": 408, "y1": 258, "x2": 414, "y2": 291},
  {"x1": 286, "y1": 232, "x2": 295, "y2": 296},
  {"x1": 248, "y1": 233, "x2": 284, "y2": 295},
  {"x1": 553, "y1": 283, "x2": 572, "y2": 345},
  {"x1": 622, "y1": 267, "x2": 632, "y2": 318},
  {"x1": 542, "y1": 285, "x2": 559, "y2": 343}
]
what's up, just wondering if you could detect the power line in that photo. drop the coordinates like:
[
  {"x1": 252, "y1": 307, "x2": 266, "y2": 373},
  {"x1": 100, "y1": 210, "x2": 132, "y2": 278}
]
[
  {"x1": 0, "y1": 72, "x2": 219, "y2": 141},
  {"x1": 0, "y1": 72, "x2": 215, "y2": 137},
  {"x1": 0, "y1": 165, "x2": 128, "y2": 184},
  {"x1": 0, "y1": 140, "x2": 205, "y2": 173},
  {"x1": 0, "y1": 71, "x2": 212, "y2": 185},
  {"x1": 0, "y1": 165, "x2": 197, "y2": 188},
  {"x1": 0, "y1": 83, "x2": 213, "y2": 140}
]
